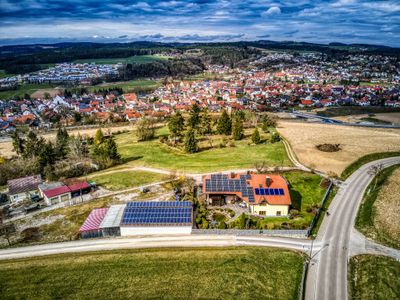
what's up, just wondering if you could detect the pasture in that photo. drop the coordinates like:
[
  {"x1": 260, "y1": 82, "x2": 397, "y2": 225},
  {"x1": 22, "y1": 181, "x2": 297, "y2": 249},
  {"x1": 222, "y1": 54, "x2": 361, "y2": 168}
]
[{"x1": 0, "y1": 247, "x2": 305, "y2": 300}]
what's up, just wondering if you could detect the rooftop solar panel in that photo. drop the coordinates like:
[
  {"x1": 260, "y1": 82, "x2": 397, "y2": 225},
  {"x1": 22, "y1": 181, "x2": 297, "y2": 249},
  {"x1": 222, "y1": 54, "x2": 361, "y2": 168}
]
[{"x1": 122, "y1": 201, "x2": 193, "y2": 226}]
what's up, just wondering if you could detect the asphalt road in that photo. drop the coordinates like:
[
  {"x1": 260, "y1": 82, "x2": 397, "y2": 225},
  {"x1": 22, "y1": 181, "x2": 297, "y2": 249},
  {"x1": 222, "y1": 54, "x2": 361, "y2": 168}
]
[
  {"x1": 305, "y1": 156, "x2": 400, "y2": 300},
  {"x1": 0, "y1": 235, "x2": 323, "y2": 260}
]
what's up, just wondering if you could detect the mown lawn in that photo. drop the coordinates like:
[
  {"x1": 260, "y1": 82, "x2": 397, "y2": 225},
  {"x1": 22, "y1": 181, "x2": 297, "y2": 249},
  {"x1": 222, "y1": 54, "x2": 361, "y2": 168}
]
[
  {"x1": 349, "y1": 255, "x2": 400, "y2": 300},
  {"x1": 74, "y1": 54, "x2": 169, "y2": 65},
  {"x1": 115, "y1": 128, "x2": 291, "y2": 173},
  {"x1": 88, "y1": 170, "x2": 166, "y2": 191},
  {"x1": 0, "y1": 247, "x2": 305, "y2": 300}
]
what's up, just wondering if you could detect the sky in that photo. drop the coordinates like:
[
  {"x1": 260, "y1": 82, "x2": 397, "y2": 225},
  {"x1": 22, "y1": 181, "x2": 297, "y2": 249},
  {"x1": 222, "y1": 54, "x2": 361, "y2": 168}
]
[{"x1": 0, "y1": 0, "x2": 399, "y2": 47}]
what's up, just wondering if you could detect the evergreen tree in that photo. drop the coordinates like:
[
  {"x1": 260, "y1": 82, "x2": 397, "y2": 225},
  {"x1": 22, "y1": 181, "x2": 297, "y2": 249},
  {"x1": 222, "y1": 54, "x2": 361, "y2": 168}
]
[
  {"x1": 103, "y1": 137, "x2": 121, "y2": 161},
  {"x1": 136, "y1": 117, "x2": 155, "y2": 141},
  {"x1": 23, "y1": 131, "x2": 44, "y2": 158},
  {"x1": 11, "y1": 130, "x2": 24, "y2": 156},
  {"x1": 38, "y1": 141, "x2": 57, "y2": 170},
  {"x1": 199, "y1": 108, "x2": 212, "y2": 135},
  {"x1": 94, "y1": 129, "x2": 104, "y2": 145},
  {"x1": 270, "y1": 132, "x2": 281, "y2": 143},
  {"x1": 55, "y1": 126, "x2": 70, "y2": 159},
  {"x1": 168, "y1": 111, "x2": 185, "y2": 144},
  {"x1": 251, "y1": 127, "x2": 261, "y2": 144},
  {"x1": 231, "y1": 115, "x2": 244, "y2": 140},
  {"x1": 187, "y1": 103, "x2": 201, "y2": 129},
  {"x1": 216, "y1": 109, "x2": 232, "y2": 135},
  {"x1": 184, "y1": 128, "x2": 199, "y2": 153}
]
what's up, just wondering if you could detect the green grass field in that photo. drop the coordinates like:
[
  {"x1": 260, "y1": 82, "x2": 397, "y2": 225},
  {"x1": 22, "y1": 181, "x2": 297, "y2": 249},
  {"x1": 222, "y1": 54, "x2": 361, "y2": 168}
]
[
  {"x1": 341, "y1": 152, "x2": 400, "y2": 179},
  {"x1": 0, "y1": 69, "x2": 16, "y2": 79},
  {"x1": 115, "y1": 127, "x2": 291, "y2": 173},
  {"x1": 0, "y1": 83, "x2": 56, "y2": 100},
  {"x1": 74, "y1": 55, "x2": 169, "y2": 65},
  {"x1": 86, "y1": 79, "x2": 161, "y2": 93},
  {"x1": 88, "y1": 170, "x2": 166, "y2": 191},
  {"x1": 349, "y1": 255, "x2": 400, "y2": 300},
  {"x1": 355, "y1": 164, "x2": 400, "y2": 249},
  {"x1": 0, "y1": 247, "x2": 305, "y2": 300}
]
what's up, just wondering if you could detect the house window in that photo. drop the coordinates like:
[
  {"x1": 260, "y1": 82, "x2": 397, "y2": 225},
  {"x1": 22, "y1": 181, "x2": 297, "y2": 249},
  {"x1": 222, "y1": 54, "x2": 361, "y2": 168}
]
[
  {"x1": 276, "y1": 211, "x2": 281, "y2": 216},
  {"x1": 259, "y1": 211, "x2": 266, "y2": 215}
]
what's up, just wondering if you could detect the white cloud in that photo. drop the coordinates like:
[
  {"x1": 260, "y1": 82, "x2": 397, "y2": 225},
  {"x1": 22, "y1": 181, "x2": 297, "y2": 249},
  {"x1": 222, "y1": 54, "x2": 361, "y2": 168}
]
[{"x1": 263, "y1": 6, "x2": 281, "y2": 16}]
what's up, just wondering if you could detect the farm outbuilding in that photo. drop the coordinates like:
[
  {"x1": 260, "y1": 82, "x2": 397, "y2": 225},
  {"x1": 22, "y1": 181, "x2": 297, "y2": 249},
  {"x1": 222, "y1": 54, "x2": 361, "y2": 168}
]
[
  {"x1": 80, "y1": 201, "x2": 194, "y2": 238},
  {"x1": 120, "y1": 201, "x2": 193, "y2": 236}
]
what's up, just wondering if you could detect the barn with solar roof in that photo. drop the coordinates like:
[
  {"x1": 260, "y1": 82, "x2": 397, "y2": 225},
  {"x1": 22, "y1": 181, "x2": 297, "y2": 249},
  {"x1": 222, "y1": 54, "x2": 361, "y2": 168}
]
[
  {"x1": 202, "y1": 173, "x2": 291, "y2": 217},
  {"x1": 79, "y1": 201, "x2": 194, "y2": 238},
  {"x1": 120, "y1": 201, "x2": 193, "y2": 236}
]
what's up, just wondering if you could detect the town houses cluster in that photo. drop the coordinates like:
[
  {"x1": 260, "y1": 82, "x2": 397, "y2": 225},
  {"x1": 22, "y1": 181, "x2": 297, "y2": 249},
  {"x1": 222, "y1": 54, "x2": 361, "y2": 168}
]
[{"x1": 1, "y1": 51, "x2": 400, "y2": 133}]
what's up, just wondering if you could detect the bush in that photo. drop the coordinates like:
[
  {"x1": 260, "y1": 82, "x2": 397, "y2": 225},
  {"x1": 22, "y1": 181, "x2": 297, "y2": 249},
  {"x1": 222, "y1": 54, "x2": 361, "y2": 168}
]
[
  {"x1": 270, "y1": 132, "x2": 281, "y2": 143},
  {"x1": 218, "y1": 222, "x2": 227, "y2": 229}
]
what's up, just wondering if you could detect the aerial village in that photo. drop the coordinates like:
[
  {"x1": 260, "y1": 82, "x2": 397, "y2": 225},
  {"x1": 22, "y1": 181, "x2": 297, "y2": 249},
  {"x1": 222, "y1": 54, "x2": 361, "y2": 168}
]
[{"x1": 1, "y1": 51, "x2": 400, "y2": 133}]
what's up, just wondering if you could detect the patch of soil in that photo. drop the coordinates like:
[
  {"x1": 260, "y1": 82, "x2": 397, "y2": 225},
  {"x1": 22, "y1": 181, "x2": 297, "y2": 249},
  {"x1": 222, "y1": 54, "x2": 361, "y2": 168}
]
[{"x1": 316, "y1": 143, "x2": 341, "y2": 152}]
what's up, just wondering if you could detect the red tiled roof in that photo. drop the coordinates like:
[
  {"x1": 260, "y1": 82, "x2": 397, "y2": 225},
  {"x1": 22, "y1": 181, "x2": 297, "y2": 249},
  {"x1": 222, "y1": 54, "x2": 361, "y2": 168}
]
[
  {"x1": 43, "y1": 185, "x2": 71, "y2": 198},
  {"x1": 68, "y1": 182, "x2": 91, "y2": 192},
  {"x1": 202, "y1": 173, "x2": 291, "y2": 206}
]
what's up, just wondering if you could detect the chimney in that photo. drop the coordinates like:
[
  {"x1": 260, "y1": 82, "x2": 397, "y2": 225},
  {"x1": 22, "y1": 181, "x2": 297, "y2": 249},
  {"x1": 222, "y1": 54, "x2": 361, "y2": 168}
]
[{"x1": 266, "y1": 176, "x2": 272, "y2": 187}]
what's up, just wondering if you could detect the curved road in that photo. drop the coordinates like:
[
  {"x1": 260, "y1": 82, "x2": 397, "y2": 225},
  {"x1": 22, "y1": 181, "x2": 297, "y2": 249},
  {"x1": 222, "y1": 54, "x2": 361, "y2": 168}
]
[{"x1": 305, "y1": 156, "x2": 400, "y2": 300}]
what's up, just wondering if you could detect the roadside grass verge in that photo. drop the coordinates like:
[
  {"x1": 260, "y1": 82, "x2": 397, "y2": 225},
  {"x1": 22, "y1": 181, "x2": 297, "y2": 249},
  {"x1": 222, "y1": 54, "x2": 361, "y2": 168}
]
[
  {"x1": 115, "y1": 127, "x2": 291, "y2": 173},
  {"x1": 310, "y1": 186, "x2": 338, "y2": 237},
  {"x1": 349, "y1": 255, "x2": 400, "y2": 300},
  {"x1": 341, "y1": 152, "x2": 400, "y2": 179},
  {"x1": 355, "y1": 164, "x2": 400, "y2": 249},
  {"x1": 87, "y1": 170, "x2": 167, "y2": 191},
  {"x1": 317, "y1": 106, "x2": 400, "y2": 117},
  {"x1": 0, "y1": 247, "x2": 305, "y2": 300},
  {"x1": 359, "y1": 117, "x2": 392, "y2": 125}
]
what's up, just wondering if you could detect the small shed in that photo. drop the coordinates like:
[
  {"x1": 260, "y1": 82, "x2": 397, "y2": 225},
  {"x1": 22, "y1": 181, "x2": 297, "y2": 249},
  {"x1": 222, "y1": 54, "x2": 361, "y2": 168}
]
[{"x1": 79, "y1": 208, "x2": 109, "y2": 239}]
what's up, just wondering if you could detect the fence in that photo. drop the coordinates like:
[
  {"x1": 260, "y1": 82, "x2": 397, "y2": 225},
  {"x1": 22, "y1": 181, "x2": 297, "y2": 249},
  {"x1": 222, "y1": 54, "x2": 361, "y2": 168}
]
[{"x1": 192, "y1": 229, "x2": 308, "y2": 237}]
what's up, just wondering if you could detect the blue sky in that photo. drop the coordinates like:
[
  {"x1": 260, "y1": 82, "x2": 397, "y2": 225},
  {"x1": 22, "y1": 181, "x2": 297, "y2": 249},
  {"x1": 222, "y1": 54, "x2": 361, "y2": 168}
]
[{"x1": 0, "y1": 0, "x2": 399, "y2": 46}]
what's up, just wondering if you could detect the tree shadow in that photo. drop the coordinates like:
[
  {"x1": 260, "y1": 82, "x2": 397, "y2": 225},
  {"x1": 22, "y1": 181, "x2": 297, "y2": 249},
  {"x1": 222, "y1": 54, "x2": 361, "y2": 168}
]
[
  {"x1": 289, "y1": 189, "x2": 302, "y2": 211},
  {"x1": 121, "y1": 156, "x2": 143, "y2": 164}
]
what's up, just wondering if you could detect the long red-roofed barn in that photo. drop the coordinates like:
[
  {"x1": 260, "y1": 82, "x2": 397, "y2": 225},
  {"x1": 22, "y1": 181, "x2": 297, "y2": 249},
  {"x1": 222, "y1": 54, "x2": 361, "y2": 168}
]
[{"x1": 202, "y1": 173, "x2": 291, "y2": 217}]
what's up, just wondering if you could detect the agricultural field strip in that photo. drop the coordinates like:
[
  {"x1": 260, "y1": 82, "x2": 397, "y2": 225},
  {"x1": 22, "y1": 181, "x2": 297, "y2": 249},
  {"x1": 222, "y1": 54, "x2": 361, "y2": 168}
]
[{"x1": 0, "y1": 235, "x2": 322, "y2": 260}]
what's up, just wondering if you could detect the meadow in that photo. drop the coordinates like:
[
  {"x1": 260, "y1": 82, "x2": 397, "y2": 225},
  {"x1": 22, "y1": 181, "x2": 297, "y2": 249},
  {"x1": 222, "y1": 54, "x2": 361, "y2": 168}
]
[
  {"x1": 0, "y1": 247, "x2": 305, "y2": 300},
  {"x1": 115, "y1": 127, "x2": 291, "y2": 173},
  {"x1": 349, "y1": 255, "x2": 400, "y2": 300},
  {"x1": 356, "y1": 165, "x2": 400, "y2": 249}
]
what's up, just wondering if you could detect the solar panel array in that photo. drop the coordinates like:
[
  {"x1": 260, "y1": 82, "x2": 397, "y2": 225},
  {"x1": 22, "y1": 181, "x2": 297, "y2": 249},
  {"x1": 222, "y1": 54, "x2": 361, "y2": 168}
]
[
  {"x1": 254, "y1": 188, "x2": 285, "y2": 196},
  {"x1": 121, "y1": 201, "x2": 193, "y2": 226},
  {"x1": 205, "y1": 174, "x2": 255, "y2": 202}
]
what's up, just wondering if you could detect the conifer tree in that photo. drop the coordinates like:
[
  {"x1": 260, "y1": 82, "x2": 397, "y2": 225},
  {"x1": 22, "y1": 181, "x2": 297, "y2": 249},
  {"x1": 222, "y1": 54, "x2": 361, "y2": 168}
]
[
  {"x1": 216, "y1": 109, "x2": 232, "y2": 135},
  {"x1": 168, "y1": 111, "x2": 185, "y2": 144},
  {"x1": 252, "y1": 127, "x2": 261, "y2": 144},
  {"x1": 231, "y1": 115, "x2": 244, "y2": 140},
  {"x1": 199, "y1": 108, "x2": 212, "y2": 135},
  {"x1": 184, "y1": 128, "x2": 199, "y2": 153}
]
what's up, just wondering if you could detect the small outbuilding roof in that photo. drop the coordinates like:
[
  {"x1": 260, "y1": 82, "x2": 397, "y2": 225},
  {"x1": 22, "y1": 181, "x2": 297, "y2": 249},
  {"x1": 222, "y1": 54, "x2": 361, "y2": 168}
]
[
  {"x1": 79, "y1": 208, "x2": 109, "y2": 232},
  {"x1": 7, "y1": 175, "x2": 43, "y2": 195},
  {"x1": 100, "y1": 204, "x2": 126, "y2": 229}
]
